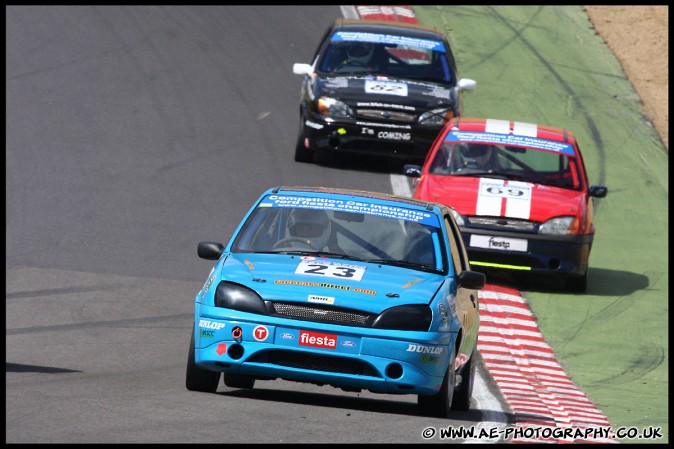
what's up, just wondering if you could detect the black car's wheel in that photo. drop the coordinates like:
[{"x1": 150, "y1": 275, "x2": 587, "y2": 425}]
[
  {"x1": 565, "y1": 270, "x2": 588, "y2": 293},
  {"x1": 418, "y1": 345, "x2": 456, "y2": 417},
  {"x1": 451, "y1": 347, "x2": 477, "y2": 411},
  {"x1": 294, "y1": 118, "x2": 314, "y2": 163},
  {"x1": 185, "y1": 325, "x2": 221, "y2": 392},
  {"x1": 224, "y1": 373, "x2": 256, "y2": 389}
]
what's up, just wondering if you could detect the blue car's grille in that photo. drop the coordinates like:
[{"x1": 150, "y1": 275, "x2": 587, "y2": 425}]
[
  {"x1": 270, "y1": 302, "x2": 375, "y2": 327},
  {"x1": 247, "y1": 349, "x2": 380, "y2": 377}
]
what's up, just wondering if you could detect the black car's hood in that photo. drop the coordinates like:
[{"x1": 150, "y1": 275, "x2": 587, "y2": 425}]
[{"x1": 315, "y1": 74, "x2": 456, "y2": 111}]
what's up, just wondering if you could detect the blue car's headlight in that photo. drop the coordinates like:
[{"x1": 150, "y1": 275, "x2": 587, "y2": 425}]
[
  {"x1": 372, "y1": 304, "x2": 432, "y2": 331},
  {"x1": 214, "y1": 282, "x2": 269, "y2": 315},
  {"x1": 317, "y1": 97, "x2": 354, "y2": 119}
]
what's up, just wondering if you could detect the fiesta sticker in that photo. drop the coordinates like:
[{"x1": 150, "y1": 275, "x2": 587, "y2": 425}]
[
  {"x1": 470, "y1": 235, "x2": 528, "y2": 252},
  {"x1": 296, "y1": 259, "x2": 366, "y2": 281},
  {"x1": 299, "y1": 330, "x2": 337, "y2": 349}
]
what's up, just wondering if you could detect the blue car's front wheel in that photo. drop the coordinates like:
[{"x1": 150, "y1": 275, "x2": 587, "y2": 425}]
[
  {"x1": 186, "y1": 324, "x2": 221, "y2": 392},
  {"x1": 418, "y1": 344, "x2": 456, "y2": 417}
]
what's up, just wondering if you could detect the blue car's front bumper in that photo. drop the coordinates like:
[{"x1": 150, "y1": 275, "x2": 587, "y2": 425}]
[{"x1": 195, "y1": 303, "x2": 455, "y2": 395}]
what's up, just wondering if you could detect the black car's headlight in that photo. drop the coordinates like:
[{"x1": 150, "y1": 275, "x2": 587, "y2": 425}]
[
  {"x1": 372, "y1": 304, "x2": 432, "y2": 331},
  {"x1": 214, "y1": 282, "x2": 269, "y2": 315},
  {"x1": 418, "y1": 107, "x2": 454, "y2": 126},
  {"x1": 317, "y1": 97, "x2": 354, "y2": 119}
]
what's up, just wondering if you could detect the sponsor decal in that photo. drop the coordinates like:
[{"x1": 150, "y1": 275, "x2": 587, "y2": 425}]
[
  {"x1": 470, "y1": 235, "x2": 528, "y2": 252},
  {"x1": 280, "y1": 332, "x2": 295, "y2": 340},
  {"x1": 402, "y1": 279, "x2": 422, "y2": 288},
  {"x1": 299, "y1": 330, "x2": 338, "y2": 349},
  {"x1": 438, "y1": 303, "x2": 448, "y2": 322},
  {"x1": 253, "y1": 326, "x2": 269, "y2": 341},
  {"x1": 199, "y1": 319, "x2": 225, "y2": 330},
  {"x1": 364, "y1": 80, "x2": 408, "y2": 97},
  {"x1": 356, "y1": 102, "x2": 415, "y2": 111},
  {"x1": 341, "y1": 340, "x2": 357, "y2": 348},
  {"x1": 274, "y1": 279, "x2": 375, "y2": 296},
  {"x1": 407, "y1": 344, "x2": 445, "y2": 354},
  {"x1": 445, "y1": 130, "x2": 575, "y2": 156},
  {"x1": 356, "y1": 121, "x2": 411, "y2": 129},
  {"x1": 305, "y1": 120, "x2": 324, "y2": 130},
  {"x1": 201, "y1": 274, "x2": 216, "y2": 295},
  {"x1": 377, "y1": 131, "x2": 411, "y2": 141},
  {"x1": 361, "y1": 127, "x2": 375, "y2": 136},
  {"x1": 330, "y1": 31, "x2": 446, "y2": 53},
  {"x1": 264, "y1": 195, "x2": 439, "y2": 227},
  {"x1": 200, "y1": 329, "x2": 216, "y2": 338},
  {"x1": 308, "y1": 295, "x2": 335, "y2": 305},
  {"x1": 420, "y1": 354, "x2": 441, "y2": 363},
  {"x1": 424, "y1": 86, "x2": 450, "y2": 99}
]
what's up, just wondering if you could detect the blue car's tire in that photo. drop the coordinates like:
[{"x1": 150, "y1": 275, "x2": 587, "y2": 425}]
[
  {"x1": 418, "y1": 344, "x2": 456, "y2": 417},
  {"x1": 186, "y1": 325, "x2": 220, "y2": 392},
  {"x1": 451, "y1": 347, "x2": 477, "y2": 411},
  {"x1": 224, "y1": 373, "x2": 255, "y2": 389}
]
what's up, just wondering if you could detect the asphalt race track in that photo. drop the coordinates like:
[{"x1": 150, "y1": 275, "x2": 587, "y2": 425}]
[
  {"x1": 7, "y1": 5, "x2": 668, "y2": 444},
  {"x1": 6, "y1": 6, "x2": 509, "y2": 443}
]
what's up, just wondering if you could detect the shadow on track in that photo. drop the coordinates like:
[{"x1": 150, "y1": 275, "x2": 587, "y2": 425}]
[{"x1": 478, "y1": 267, "x2": 650, "y2": 297}]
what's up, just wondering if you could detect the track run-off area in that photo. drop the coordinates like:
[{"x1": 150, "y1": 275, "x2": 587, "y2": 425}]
[{"x1": 355, "y1": 5, "x2": 666, "y2": 444}]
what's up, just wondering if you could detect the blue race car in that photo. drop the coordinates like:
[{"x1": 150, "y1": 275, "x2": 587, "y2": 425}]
[{"x1": 186, "y1": 186, "x2": 485, "y2": 416}]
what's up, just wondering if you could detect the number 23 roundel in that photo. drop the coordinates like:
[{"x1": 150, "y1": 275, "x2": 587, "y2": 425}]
[{"x1": 295, "y1": 258, "x2": 366, "y2": 282}]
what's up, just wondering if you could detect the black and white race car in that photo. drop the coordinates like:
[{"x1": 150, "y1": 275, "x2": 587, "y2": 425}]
[{"x1": 292, "y1": 19, "x2": 476, "y2": 165}]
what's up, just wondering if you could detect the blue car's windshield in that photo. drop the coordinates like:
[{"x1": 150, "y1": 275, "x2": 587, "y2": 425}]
[{"x1": 231, "y1": 197, "x2": 445, "y2": 273}]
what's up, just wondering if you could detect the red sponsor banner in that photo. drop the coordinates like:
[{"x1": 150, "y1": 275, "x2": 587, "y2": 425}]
[{"x1": 299, "y1": 330, "x2": 337, "y2": 349}]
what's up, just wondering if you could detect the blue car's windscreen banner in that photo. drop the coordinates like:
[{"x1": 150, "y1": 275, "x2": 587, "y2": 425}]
[
  {"x1": 331, "y1": 31, "x2": 446, "y2": 53},
  {"x1": 260, "y1": 194, "x2": 440, "y2": 227}
]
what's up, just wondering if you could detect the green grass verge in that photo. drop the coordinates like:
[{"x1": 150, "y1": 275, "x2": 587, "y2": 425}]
[{"x1": 412, "y1": 5, "x2": 668, "y2": 443}]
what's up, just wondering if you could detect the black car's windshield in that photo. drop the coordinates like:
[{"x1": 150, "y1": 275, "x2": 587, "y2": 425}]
[
  {"x1": 317, "y1": 32, "x2": 452, "y2": 84},
  {"x1": 231, "y1": 196, "x2": 446, "y2": 273}
]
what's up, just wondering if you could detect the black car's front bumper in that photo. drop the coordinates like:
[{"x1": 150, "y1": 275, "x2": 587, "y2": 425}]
[
  {"x1": 301, "y1": 113, "x2": 442, "y2": 162},
  {"x1": 460, "y1": 227, "x2": 593, "y2": 278}
]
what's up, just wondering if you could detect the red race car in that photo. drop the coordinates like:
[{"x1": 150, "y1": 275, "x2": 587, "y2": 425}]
[{"x1": 404, "y1": 117, "x2": 608, "y2": 292}]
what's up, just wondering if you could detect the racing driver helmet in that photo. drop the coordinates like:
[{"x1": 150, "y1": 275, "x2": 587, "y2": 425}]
[
  {"x1": 347, "y1": 42, "x2": 375, "y2": 65},
  {"x1": 287, "y1": 208, "x2": 331, "y2": 249},
  {"x1": 460, "y1": 144, "x2": 493, "y2": 167}
]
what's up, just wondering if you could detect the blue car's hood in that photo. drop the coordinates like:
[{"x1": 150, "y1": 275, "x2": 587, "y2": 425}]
[{"x1": 218, "y1": 253, "x2": 445, "y2": 315}]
